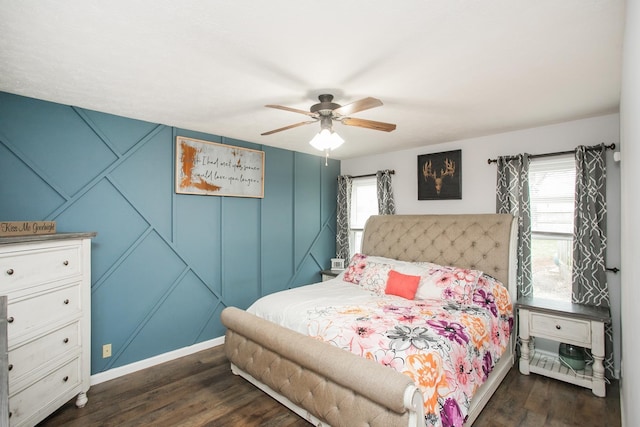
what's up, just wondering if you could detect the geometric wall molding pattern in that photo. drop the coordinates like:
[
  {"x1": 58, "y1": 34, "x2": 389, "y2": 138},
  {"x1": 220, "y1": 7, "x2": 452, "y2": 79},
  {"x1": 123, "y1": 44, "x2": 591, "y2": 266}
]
[{"x1": 0, "y1": 91, "x2": 339, "y2": 373}]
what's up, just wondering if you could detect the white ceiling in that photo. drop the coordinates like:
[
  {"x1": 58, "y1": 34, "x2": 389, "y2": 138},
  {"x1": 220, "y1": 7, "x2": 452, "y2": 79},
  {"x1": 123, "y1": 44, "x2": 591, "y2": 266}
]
[{"x1": 0, "y1": 1, "x2": 625, "y2": 160}]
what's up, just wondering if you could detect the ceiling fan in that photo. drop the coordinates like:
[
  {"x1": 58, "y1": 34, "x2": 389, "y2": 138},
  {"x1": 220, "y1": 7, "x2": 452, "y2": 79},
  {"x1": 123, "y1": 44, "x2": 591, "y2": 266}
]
[{"x1": 261, "y1": 94, "x2": 396, "y2": 154}]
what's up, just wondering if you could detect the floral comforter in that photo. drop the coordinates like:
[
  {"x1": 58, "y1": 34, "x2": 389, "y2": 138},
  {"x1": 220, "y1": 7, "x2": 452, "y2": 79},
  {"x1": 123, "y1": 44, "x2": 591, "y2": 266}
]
[{"x1": 248, "y1": 274, "x2": 513, "y2": 427}]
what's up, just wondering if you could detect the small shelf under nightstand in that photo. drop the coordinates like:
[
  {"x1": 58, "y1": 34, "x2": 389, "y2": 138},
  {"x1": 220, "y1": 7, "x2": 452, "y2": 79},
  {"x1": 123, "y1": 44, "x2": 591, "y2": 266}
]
[{"x1": 516, "y1": 297, "x2": 610, "y2": 397}]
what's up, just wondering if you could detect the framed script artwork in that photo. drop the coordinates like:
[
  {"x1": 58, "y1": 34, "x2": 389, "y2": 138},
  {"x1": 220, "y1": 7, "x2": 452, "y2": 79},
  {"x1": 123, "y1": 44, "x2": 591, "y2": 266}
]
[
  {"x1": 175, "y1": 136, "x2": 265, "y2": 198},
  {"x1": 417, "y1": 149, "x2": 462, "y2": 200}
]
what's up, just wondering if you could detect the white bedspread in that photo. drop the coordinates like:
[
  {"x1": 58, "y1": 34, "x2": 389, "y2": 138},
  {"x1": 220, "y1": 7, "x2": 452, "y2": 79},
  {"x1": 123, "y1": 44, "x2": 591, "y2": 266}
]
[{"x1": 247, "y1": 277, "x2": 377, "y2": 333}]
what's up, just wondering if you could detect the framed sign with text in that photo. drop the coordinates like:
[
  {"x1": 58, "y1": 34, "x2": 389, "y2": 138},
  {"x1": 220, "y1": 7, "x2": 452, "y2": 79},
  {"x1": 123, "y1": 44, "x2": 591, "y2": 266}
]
[{"x1": 175, "y1": 136, "x2": 264, "y2": 198}]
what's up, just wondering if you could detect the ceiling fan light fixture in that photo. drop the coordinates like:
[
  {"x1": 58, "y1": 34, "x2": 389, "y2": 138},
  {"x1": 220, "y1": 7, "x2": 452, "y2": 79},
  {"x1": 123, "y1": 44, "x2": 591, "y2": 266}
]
[{"x1": 309, "y1": 128, "x2": 344, "y2": 151}]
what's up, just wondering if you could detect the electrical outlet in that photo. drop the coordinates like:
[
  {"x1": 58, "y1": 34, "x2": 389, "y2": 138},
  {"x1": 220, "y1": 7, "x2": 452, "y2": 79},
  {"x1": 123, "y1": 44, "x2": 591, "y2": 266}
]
[{"x1": 102, "y1": 343, "x2": 112, "y2": 358}]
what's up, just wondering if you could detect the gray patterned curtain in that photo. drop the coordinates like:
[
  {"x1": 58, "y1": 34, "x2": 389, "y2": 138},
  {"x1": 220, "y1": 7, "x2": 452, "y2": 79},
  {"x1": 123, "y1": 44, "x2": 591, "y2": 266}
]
[
  {"x1": 496, "y1": 154, "x2": 532, "y2": 298},
  {"x1": 572, "y1": 143, "x2": 613, "y2": 377},
  {"x1": 376, "y1": 170, "x2": 396, "y2": 215},
  {"x1": 572, "y1": 144, "x2": 608, "y2": 305},
  {"x1": 336, "y1": 175, "x2": 353, "y2": 260}
]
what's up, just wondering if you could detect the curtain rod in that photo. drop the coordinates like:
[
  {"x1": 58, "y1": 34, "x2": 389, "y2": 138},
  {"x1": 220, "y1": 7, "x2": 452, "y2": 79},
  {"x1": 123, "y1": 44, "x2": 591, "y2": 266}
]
[
  {"x1": 338, "y1": 170, "x2": 395, "y2": 180},
  {"x1": 486, "y1": 143, "x2": 616, "y2": 164}
]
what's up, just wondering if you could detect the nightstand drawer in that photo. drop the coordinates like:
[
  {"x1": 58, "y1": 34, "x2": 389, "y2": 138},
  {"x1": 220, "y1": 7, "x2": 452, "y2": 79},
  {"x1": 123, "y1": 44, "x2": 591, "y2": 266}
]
[
  {"x1": 320, "y1": 270, "x2": 340, "y2": 282},
  {"x1": 529, "y1": 312, "x2": 591, "y2": 344}
]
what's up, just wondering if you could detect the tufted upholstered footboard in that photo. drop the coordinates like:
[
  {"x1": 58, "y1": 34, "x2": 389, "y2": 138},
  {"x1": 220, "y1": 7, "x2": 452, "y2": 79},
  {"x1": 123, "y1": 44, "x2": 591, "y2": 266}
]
[{"x1": 221, "y1": 307, "x2": 425, "y2": 427}]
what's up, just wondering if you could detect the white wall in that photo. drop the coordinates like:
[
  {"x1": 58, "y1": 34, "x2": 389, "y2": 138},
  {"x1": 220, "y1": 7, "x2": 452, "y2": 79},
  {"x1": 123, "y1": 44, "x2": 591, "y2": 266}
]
[
  {"x1": 342, "y1": 113, "x2": 622, "y2": 376},
  {"x1": 619, "y1": 2, "x2": 639, "y2": 425}
]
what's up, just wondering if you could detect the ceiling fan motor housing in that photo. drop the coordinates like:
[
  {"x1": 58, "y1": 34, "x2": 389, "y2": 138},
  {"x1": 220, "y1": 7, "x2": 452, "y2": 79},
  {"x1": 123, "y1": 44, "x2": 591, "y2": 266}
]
[{"x1": 310, "y1": 94, "x2": 341, "y2": 115}]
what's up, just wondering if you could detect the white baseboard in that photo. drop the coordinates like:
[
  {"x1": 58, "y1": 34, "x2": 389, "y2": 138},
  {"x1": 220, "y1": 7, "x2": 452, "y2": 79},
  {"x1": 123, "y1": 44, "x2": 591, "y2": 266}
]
[{"x1": 90, "y1": 336, "x2": 225, "y2": 386}]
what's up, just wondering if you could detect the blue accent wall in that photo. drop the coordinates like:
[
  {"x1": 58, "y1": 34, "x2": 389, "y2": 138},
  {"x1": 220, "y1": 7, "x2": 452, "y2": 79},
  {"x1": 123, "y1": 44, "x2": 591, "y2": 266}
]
[{"x1": 0, "y1": 91, "x2": 339, "y2": 373}]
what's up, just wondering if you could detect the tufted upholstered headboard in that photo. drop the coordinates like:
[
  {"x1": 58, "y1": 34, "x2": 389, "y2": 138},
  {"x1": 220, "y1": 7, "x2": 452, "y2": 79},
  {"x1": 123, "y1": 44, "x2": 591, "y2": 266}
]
[{"x1": 361, "y1": 214, "x2": 516, "y2": 287}]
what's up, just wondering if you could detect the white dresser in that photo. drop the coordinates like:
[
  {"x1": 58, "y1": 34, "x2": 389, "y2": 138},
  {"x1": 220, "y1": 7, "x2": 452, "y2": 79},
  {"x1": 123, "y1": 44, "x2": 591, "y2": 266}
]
[{"x1": 0, "y1": 233, "x2": 95, "y2": 426}]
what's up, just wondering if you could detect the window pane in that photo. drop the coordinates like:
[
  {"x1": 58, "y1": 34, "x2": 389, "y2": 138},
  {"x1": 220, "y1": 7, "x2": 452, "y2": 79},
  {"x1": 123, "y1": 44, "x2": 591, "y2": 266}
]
[
  {"x1": 350, "y1": 178, "x2": 377, "y2": 229},
  {"x1": 350, "y1": 230, "x2": 363, "y2": 255},
  {"x1": 529, "y1": 156, "x2": 575, "y2": 301},
  {"x1": 531, "y1": 235, "x2": 572, "y2": 301},
  {"x1": 349, "y1": 177, "x2": 377, "y2": 257},
  {"x1": 530, "y1": 156, "x2": 575, "y2": 234}
]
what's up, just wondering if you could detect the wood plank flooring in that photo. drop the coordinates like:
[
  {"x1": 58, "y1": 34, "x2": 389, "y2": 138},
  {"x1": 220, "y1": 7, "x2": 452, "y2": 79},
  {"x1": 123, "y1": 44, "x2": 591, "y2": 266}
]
[{"x1": 38, "y1": 345, "x2": 621, "y2": 427}]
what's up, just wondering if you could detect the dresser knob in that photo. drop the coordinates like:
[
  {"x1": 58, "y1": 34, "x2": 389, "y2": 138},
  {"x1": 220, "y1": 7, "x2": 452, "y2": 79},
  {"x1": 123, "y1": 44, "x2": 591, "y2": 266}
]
[
  {"x1": 63, "y1": 260, "x2": 69, "y2": 266},
  {"x1": 555, "y1": 324, "x2": 561, "y2": 330},
  {"x1": 63, "y1": 376, "x2": 69, "y2": 382},
  {"x1": 8, "y1": 412, "x2": 11, "y2": 418},
  {"x1": 7, "y1": 317, "x2": 14, "y2": 323},
  {"x1": 6, "y1": 268, "x2": 14, "y2": 276},
  {"x1": 63, "y1": 338, "x2": 69, "y2": 343},
  {"x1": 8, "y1": 364, "x2": 12, "y2": 371},
  {"x1": 64, "y1": 299, "x2": 70, "y2": 305}
]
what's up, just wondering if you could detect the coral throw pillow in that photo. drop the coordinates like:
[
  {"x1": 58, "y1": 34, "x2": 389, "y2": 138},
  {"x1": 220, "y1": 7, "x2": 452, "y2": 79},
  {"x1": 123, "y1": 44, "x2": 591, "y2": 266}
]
[{"x1": 385, "y1": 270, "x2": 421, "y2": 299}]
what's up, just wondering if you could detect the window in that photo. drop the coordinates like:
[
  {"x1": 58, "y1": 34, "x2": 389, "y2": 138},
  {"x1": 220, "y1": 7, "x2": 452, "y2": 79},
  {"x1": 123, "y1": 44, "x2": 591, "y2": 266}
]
[
  {"x1": 529, "y1": 156, "x2": 576, "y2": 301},
  {"x1": 349, "y1": 177, "x2": 377, "y2": 256}
]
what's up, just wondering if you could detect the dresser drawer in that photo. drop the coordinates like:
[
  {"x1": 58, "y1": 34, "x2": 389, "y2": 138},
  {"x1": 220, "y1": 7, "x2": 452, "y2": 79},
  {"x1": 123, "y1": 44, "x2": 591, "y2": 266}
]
[
  {"x1": 529, "y1": 312, "x2": 591, "y2": 344},
  {"x1": 9, "y1": 322, "x2": 80, "y2": 385},
  {"x1": 9, "y1": 357, "x2": 81, "y2": 426},
  {"x1": 7, "y1": 283, "x2": 81, "y2": 341},
  {"x1": 0, "y1": 243, "x2": 81, "y2": 291}
]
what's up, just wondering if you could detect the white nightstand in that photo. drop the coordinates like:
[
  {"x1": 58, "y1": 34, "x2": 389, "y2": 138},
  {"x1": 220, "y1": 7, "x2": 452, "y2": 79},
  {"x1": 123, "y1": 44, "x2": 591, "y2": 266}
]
[
  {"x1": 320, "y1": 269, "x2": 341, "y2": 281},
  {"x1": 516, "y1": 297, "x2": 610, "y2": 397}
]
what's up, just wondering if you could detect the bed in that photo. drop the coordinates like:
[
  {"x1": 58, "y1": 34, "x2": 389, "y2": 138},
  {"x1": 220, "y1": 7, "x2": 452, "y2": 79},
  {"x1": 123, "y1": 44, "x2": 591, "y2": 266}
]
[{"x1": 222, "y1": 213, "x2": 517, "y2": 427}]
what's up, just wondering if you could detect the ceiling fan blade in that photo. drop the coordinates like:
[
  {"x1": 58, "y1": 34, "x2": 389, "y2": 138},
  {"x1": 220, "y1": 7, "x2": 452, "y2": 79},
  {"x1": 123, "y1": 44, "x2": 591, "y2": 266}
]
[
  {"x1": 342, "y1": 117, "x2": 397, "y2": 132},
  {"x1": 333, "y1": 97, "x2": 383, "y2": 116},
  {"x1": 261, "y1": 120, "x2": 317, "y2": 136},
  {"x1": 265, "y1": 104, "x2": 317, "y2": 117}
]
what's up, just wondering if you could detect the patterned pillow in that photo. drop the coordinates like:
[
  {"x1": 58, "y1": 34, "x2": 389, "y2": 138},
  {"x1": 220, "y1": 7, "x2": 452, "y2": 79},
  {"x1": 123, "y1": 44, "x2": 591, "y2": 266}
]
[
  {"x1": 414, "y1": 263, "x2": 483, "y2": 305},
  {"x1": 342, "y1": 254, "x2": 419, "y2": 285},
  {"x1": 358, "y1": 262, "x2": 393, "y2": 294},
  {"x1": 357, "y1": 258, "x2": 431, "y2": 295},
  {"x1": 342, "y1": 253, "x2": 368, "y2": 284}
]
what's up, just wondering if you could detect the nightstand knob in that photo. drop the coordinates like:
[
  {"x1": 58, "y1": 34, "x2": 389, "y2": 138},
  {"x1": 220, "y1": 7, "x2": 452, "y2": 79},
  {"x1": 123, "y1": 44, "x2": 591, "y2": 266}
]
[
  {"x1": 7, "y1": 317, "x2": 14, "y2": 323},
  {"x1": 8, "y1": 364, "x2": 12, "y2": 371},
  {"x1": 64, "y1": 299, "x2": 70, "y2": 305},
  {"x1": 63, "y1": 260, "x2": 69, "y2": 266},
  {"x1": 63, "y1": 338, "x2": 69, "y2": 344},
  {"x1": 6, "y1": 268, "x2": 13, "y2": 276},
  {"x1": 63, "y1": 376, "x2": 69, "y2": 382},
  {"x1": 555, "y1": 324, "x2": 561, "y2": 330}
]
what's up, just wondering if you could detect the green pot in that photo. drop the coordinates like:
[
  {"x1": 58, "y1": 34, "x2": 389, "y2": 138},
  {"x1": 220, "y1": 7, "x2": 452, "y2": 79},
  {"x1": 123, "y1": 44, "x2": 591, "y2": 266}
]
[{"x1": 559, "y1": 343, "x2": 586, "y2": 370}]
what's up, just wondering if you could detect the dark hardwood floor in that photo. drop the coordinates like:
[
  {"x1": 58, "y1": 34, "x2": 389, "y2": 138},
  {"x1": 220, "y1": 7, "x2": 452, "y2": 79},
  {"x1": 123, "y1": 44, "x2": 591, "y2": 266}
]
[{"x1": 38, "y1": 346, "x2": 620, "y2": 427}]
